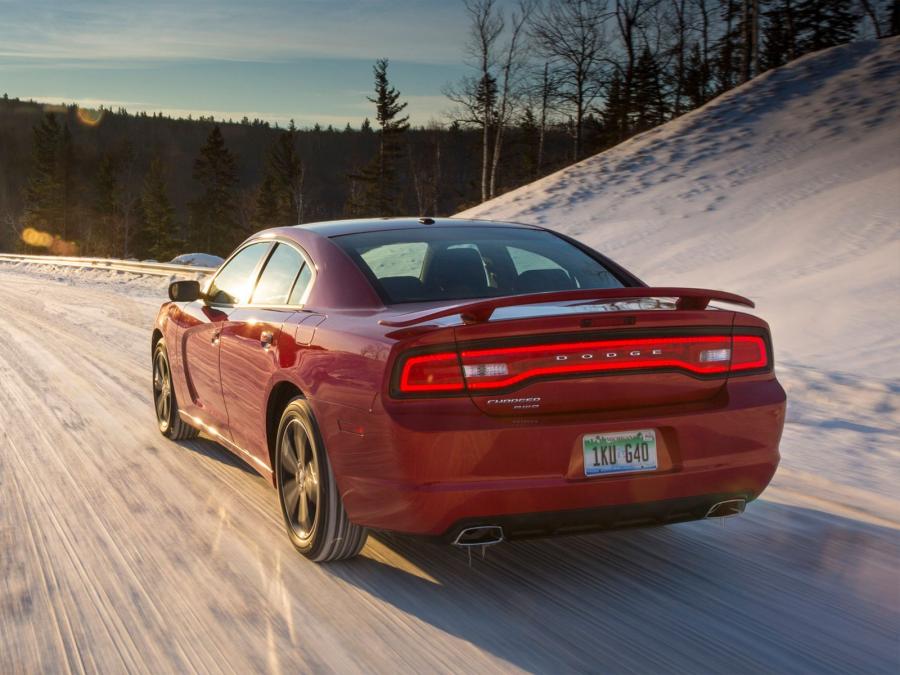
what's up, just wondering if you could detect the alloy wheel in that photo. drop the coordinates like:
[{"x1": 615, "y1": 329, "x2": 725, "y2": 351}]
[{"x1": 279, "y1": 418, "x2": 320, "y2": 537}]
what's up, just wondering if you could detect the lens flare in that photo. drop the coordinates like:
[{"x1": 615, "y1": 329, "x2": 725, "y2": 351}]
[
  {"x1": 20, "y1": 227, "x2": 79, "y2": 255},
  {"x1": 76, "y1": 106, "x2": 104, "y2": 127}
]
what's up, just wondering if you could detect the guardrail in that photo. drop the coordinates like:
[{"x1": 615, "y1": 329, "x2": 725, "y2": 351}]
[{"x1": 0, "y1": 253, "x2": 217, "y2": 277}]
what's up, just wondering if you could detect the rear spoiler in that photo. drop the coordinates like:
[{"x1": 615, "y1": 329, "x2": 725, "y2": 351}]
[{"x1": 379, "y1": 287, "x2": 755, "y2": 328}]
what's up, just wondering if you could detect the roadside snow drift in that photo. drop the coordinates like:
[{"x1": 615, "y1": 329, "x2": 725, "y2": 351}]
[
  {"x1": 459, "y1": 38, "x2": 900, "y2": 380},
  {"x1": 460, "y1": 38, "x2": 900, "y2": 513}
]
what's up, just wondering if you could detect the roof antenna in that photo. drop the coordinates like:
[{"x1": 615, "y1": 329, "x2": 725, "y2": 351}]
[{"x1": 418, "y1": 217, "x2": 435, "y2": 225}]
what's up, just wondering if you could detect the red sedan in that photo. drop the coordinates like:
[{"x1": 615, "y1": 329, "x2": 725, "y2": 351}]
[{"x1": 152, "y1": 218, "x2": 785, "y2": 562}]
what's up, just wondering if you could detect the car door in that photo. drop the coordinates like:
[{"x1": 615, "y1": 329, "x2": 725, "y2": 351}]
[
  {"x1": 219, "y1": 242, "x2": 314, "y2": 466},
  {"x1": 178, "y1": 241, "x2": 272, "y2": 435}
]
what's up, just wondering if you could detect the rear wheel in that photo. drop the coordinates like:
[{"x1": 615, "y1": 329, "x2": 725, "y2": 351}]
[
  {"x1": 275, "y1": 398, "x2": 367, "y2": 562},
  {"x1": 153, "y1": 339, "x2": 199, "y2": 440}
]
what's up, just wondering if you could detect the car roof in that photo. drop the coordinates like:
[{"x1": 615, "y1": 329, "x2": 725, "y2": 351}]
[{"x1": 290, "y1": 217, "x2": 545, "y2": 238}]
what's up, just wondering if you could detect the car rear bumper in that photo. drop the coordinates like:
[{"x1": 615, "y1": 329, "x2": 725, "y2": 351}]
[
  {"x1": 320, "y1": 378, "x2": 785, "y2": 537},
  {"x1": 435, "y1": 492, "x2": 755, "y2": 543}
]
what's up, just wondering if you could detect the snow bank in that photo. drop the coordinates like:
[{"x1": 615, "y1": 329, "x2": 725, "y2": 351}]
[
  {"x1": 0, "y1": 260, "x2": 176, "y2": 297},
  {"x1": 459, "y1": 38, "x2": 900, "y2": 380},
  {"x1": 459, "y1": 38, "x2": 900, "y2": 508}
]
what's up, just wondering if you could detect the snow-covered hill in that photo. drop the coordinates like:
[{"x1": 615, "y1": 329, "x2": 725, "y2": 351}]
[
  {"x1": 460, "y1": 38, "x2": 900, "y2": 514},
  {"x1": 460, "y1": 38, "x2": 900, "y2": 380}
]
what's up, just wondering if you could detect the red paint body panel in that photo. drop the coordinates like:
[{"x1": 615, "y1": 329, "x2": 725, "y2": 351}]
[{"x1": 155, "y1": 218, "x2": 785, "y2": 539}]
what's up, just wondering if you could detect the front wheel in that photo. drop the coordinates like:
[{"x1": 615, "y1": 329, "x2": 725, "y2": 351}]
[
  {"x1": 275, "y1": 398, "x2": 367, "y2": 562},
  {"x1": 153, "y1": 339, "x2": 199, "y2": 440}
]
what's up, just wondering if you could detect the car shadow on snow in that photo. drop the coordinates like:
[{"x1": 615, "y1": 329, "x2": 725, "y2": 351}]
[{"x1": 324, "y1": 501, "x2": 898, "y2": 673}]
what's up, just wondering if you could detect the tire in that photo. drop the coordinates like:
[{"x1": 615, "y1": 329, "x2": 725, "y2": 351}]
[
  {"x1": 275, "y1": 397, "x2": 367, "y2": 562},
  {"x1": 153, "y1": 339, "x2": 200, "y2": 441}
]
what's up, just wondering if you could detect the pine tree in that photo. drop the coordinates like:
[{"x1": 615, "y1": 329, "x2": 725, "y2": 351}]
[
  {"x1": 348, "y1": 59, "x2": 410, "y2": 216},
  {"x1": 22, "y1": 113, "x2": 64, "y2": 243},
  {"x1": 519, "y1": 107, "x2": 540, "y2": 180},
  {"x1": 261, "y1": 120, "x2": 306, "y2": 226},
  {"x1": 603, "y1": 73, "x2": 628, "y2": 143},
  {"x1": 137, "y1": 157, "x2": 179, "y2": 261},
  {"x1": 795, "y1": 0, "x2": 859, "y2": 52},
  {"x1": 684, "y1": 42, "x2": 713, "y2": 109},
  {"x1": 631, "y1": 47, "x2": 668, "y2": 133},
  {"x1": 253, "y1": 174, "x2": 281, "y2": 230},
  {"x1": 189, "y1": 125, "x2": 239, "y2": 255},
  {"x1": 762, "y1": 1, "x2": 799, "y2": 69},
  {"x1": 94, "y1": 155, "x2": 121, "y2": 257}
]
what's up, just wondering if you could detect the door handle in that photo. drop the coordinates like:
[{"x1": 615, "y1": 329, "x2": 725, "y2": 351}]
[
  {"x1": 211, "y1": 329, "x2": 221, "y2": 345},
  {"x1": 260, "y1": 330, "x2": 274, "y2": 349}
]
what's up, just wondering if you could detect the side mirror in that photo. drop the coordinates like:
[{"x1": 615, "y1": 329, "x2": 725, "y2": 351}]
[{"x1": 169, "y1": 279, "x2": 202, "y2": 302}]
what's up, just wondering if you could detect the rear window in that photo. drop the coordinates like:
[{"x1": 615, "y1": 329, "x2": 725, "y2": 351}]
[{"x1": 333, "y1": 226, "x2": 625, "y2": 304}]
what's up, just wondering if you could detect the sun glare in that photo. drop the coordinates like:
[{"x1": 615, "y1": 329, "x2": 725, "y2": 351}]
[{"x1": 76, "y1": 106, "x2": 104, "y2": 127}]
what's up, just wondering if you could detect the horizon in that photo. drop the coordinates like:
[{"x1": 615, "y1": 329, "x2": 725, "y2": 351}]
[{"x1": 0, "y1": 0, "x2": 479, "y2": 127}]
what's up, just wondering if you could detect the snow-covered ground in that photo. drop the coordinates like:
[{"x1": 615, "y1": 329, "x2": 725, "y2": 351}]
[
  {"x1": 460, "y1": 38, "x2": 900, "y2": 516},
  {"x1": 1, "y1": 39, "x2": 898, "y2": 674}
]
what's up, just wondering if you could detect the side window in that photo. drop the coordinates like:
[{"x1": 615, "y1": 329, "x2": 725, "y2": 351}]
[
  {"x1": 252, "y1": 244, "x2": 304, "y2": 305},
  {"x1": 207, "y1": 243, "x2": 271, "y2": 305},
  {"x1": 288, "y1": 263, "x2": 313, "y2": 305}
]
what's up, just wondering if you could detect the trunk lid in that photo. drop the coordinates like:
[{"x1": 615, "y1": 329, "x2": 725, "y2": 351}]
[{"x1": 451, "y1": 303, "x2": 736, "y2": 416}]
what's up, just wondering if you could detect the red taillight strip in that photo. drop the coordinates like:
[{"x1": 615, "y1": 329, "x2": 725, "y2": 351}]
[
  {"x1": 396, "y1": 334, "x2": 769, "y2": 395},
  {"x1": 460, "y1": 335, "x2": 730, "y2": 358},
  {"x1": 730, "y1": 335, "x2": 768, "y2": 371},
  {"x1": 399, "y1": 352, "x2": 464, "y2": 392},
  {"x1": 461, "y1": 336, "x2": 735, "y2": 389}
]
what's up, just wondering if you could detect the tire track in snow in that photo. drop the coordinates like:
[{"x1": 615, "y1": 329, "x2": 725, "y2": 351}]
[{"x1": 0, "y1": 269, "x2": 897, "y2": 674}]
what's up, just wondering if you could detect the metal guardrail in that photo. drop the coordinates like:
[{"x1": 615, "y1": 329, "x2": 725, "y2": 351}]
[{"x1": 0, "y1": 253, "x2": 217, "y2": 277}]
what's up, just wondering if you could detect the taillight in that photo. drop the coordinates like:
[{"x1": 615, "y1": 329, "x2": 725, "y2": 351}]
[
  {"x1": 394, "y1": 334, "x2": 769, "y2": 396},
  {"x1": 398, "y1": 352, "x2": 465, "y2": 392},
  {"x1": 730, "y1": 335, "x2": 768, "y2": 371}
]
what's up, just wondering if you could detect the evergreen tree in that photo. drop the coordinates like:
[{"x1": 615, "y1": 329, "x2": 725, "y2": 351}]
[
  {"x1": 261, "y1": 120, "x2": 306, "y2": 226},
  {"x1": 519, "y1": 107, "x2": 540, "y2": 180},
  {"x1": 684, "y1": 42, "x2": 713, "y2": 109},
  {"x1": 94, "y1": 155, "x2": 122, "y2": 257},
  {"x1": 348, "y1": 59, "x2": 410, "y2": 216},
  {"x1": 253, "y1": 174, "x2": 281, "y2": 230},
  {"x1": 137, "y1": 157, "x2": 179, "y2": 261},
  {"x1": 632, "y1": 47, "x2": 668, "y2": 133},
  {"x1": 60, "y1": 123, "x2": 75, "y2": 242},
  {"x1": 22, "y1": 113, "x2": 64, "y2": 242},
  {"x1": 602, "y1": 73, "x2": 628, "y2": 143},
  {"x1": 762, "y1": 1, "x2": 799, "y2": 70},
  {"x1": 715, "y1": 0, "x2": 743, "y2": 92},
  {"x1": 189, "y1": 125, "x2": 239, "y2": 255},
  {"x1": 796, "y1": 0, "x2": 859, "y2": 52}
]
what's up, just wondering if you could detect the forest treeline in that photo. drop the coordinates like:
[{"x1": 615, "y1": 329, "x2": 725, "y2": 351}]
[{"x1": 1, "y1": 0, "x2": 896, "y2": 259}]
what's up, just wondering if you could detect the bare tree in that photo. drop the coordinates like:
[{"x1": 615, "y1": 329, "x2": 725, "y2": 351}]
[
  {"x1": 488, "y1": 0, "x2": 534, "y2": 199},
  {"x1": 530, "y1": 0, "x2": 609, "y2": 161},
  {"x1": 449, "y1": 0, "x2": 504, "y2": 203},
  {"x1": 536, "y1": 61, "x2": 556, "y2": 171},
  {"x1": 858, "y1": 0, "x2": 883, "y2": 37}
]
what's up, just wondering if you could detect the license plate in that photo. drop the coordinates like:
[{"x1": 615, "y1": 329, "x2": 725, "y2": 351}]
[{"x1": 583, "y1": 429, "x2": 658, "y2": 477}]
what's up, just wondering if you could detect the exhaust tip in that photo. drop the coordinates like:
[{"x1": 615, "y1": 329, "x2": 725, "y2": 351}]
[
  {"x1": 452, "y1": 525, "x2": 504, "y2": 547},
  {"x1": 705, "y1": 499, "x2": 746, "y2": 519}
]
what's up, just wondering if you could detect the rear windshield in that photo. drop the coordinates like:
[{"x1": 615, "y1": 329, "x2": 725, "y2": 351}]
[{"x1": 333, "y1": 226, "x2": 625, "y2": 304}]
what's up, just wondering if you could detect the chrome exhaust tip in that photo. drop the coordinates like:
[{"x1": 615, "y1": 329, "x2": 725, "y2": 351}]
[
  {"x1": 705, "y1": 499, "x2": 747, "y2": 519},
  {"x1": 452, "y1": 525, "x2": 504, "y2": 547}
]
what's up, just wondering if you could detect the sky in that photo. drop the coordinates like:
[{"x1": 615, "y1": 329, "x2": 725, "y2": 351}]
[{"x1": 0, "y1": 0, "x2": 482, "y2": 127}]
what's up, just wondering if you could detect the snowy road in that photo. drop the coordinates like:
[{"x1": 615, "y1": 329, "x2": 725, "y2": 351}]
[{"x1": 1, "y1": 267, "x2": 897, "y2": 674}]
